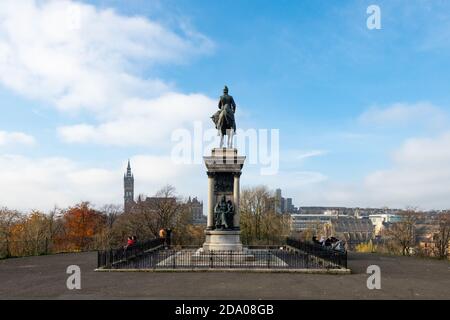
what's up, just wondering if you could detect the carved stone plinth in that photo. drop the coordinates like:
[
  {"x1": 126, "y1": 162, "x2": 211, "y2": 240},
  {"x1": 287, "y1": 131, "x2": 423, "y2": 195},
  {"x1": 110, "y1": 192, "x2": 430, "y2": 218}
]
[
  {"x1": 202, "y1": 148, "x2": 245, "y2": 252},
  {"x1": 203, "y1": 230, "x2": 243, "y2": 251}
]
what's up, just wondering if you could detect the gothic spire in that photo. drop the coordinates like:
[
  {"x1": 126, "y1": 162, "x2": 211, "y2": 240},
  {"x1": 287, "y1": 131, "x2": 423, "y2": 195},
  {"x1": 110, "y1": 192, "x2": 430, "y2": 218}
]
[
  {"x1": 124, "y1": 158, "x2": 135, "y2": 212},
  {"x1": 126, "y1": 159, "x2": 132, "y2": 177}
]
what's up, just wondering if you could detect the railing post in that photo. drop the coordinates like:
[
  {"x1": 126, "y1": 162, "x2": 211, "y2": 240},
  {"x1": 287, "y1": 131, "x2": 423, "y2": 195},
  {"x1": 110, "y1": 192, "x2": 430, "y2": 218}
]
[
  {"x1": 173, "y1": 250, "x2": 176, "y2": 269},
  {"x1": 107, "y1": 250, "x2": 110, "y2": 267}
]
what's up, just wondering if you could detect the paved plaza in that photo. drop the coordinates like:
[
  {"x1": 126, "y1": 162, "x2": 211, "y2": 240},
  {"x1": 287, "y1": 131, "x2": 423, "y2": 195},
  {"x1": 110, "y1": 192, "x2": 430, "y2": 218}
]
[{"x1": 0, "y1": 251, "x2": 449, "y2": 299}]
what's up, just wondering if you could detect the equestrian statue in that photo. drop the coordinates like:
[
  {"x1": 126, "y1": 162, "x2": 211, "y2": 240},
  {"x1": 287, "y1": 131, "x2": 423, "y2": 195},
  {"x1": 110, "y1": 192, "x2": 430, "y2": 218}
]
[{"x1": 211, "y1": 86, "x2": 237, "y2": 148}]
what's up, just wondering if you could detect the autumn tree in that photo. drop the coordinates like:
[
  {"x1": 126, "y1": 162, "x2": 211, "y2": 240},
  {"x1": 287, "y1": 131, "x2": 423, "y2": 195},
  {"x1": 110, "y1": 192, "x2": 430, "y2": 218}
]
[
  {"x1": 240, "y1": 186, "x2": 290, "y2": 245},
  {"x1": 386, "y1": 210, "x2": 420, "y2": 256},
  {"x1": 62, "y1": 202, "x2": 106, "y2": 251},
  {"x1": 95, "y1": 204, "x2": 123, "y2": 250},
  {"x1": 171, "y1": 203, "x2": 197, "y2": 245},
  {"x1": 15, "y1": 210, "x2": 53, "y2": 256},
  {"x1": 0, "y1": 208, "x2": 24, "y2": 258},
  {"x1": 152, "y1": 185, "x2": 183, "y2": 232},
  {"x1": 182, "y1": 224, "x2": 205, "y2": 246},
  {"x1": 432, "y1": 211, "x2": 450, "y2": 259},
  {"x1": 116, "y1": 185, "x2": 189, "y2": 244}
]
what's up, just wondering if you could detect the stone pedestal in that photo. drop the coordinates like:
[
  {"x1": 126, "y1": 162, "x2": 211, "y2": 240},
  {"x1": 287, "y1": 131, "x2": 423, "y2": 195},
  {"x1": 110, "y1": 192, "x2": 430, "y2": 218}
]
[
  {"x1": 202, "y1": 148, "x2": 245, "y2": 252},
  {"x1": 203, "y1": 230, "x2": 243, "y2": 251}
]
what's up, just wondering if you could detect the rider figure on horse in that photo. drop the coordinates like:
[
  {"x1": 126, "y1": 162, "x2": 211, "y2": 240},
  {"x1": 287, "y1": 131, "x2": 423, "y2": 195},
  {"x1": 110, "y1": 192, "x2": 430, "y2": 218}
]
[{"x1": 211, "y1": 86, "x2": 236, "y2": 148}]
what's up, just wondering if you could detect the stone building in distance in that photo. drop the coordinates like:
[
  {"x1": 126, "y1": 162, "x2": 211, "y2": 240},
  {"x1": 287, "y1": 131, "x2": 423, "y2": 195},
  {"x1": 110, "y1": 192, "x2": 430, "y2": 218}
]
[
  {"x1": 275, "y1": 188, "x2": 298, "y2": 214},
  {"x1": 187, "y1": 196, "x2": 206, "y2": 225},
  {"x1": 123, "y1": 161, "x2": 205, "y2": 224}
]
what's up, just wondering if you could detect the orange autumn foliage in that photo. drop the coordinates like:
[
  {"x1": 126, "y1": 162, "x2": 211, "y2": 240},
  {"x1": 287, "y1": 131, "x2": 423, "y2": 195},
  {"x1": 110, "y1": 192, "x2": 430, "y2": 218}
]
[{"x1": 62, "y1": 202, "x2": 105, "y2": 251}]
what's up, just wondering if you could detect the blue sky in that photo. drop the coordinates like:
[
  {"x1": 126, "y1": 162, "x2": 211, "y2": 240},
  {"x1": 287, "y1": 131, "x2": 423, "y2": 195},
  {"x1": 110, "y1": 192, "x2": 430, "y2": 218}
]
[{"x1": 1, "y1": 0, "x2": 450, "y2": 210}]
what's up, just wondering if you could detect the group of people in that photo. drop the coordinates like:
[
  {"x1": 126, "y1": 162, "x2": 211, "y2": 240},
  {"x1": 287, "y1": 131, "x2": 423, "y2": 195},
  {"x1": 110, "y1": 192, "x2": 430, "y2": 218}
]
[
  {"x1": 123, "y1": 228, "x2": 173, "y2": 253},
  {"x1": 159, "y1": 228, "x2": 172, "y2": 247},
  {"x1": 123, "y1": 235, "x2": 137, "y2": 252},
  {"x1": 312, "y1": 236, "x2": 346, "y2": 252}
]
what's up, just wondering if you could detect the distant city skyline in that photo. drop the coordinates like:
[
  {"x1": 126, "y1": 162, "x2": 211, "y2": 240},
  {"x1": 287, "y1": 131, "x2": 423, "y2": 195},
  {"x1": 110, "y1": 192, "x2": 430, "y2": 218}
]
[{"x1": 1, "y1": 1, "x2": 450, "y2": 211}]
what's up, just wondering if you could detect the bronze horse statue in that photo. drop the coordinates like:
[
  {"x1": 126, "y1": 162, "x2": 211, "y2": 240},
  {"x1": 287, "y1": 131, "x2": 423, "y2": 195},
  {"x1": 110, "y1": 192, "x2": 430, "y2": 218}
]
[{"x1": 211, "y1": 86, "x2": 236, "y2": 148}]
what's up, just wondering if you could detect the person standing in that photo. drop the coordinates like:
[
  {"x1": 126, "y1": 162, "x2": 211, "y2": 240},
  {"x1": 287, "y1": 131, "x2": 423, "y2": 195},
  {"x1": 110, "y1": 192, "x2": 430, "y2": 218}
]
[
  {"x1": 123, "y1": 236, "x2": 133, "y2": 256},
  {"x1": 165, "y1": 228, "x2": 172, "y2": 247}
]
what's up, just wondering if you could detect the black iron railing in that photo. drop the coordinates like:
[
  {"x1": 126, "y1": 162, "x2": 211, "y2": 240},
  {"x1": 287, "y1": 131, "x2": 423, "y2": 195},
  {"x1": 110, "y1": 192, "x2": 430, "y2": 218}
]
[
  {"x1": 97, "y1": 238, "x2": 165, "y2": 268},
  {"x1": 97, "y1": 238, "x2": 348, "y2": 270},
  {"x1": 285, "y1": 238, "x2": 347, "y2": 268},
  {"x1": 101, "y1": 246, "x2": 346, "y2": 270}
]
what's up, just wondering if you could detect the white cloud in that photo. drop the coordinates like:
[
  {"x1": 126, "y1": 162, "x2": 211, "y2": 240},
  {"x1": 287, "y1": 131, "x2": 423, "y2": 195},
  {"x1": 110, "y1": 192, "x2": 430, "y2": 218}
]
[
  {"x1": 391, "y1": 133, "x2": 450, "y2": 166},
  {"x1": 58, "y1": 93, "x2": 215, "y2": 146},
  {"x1": 0, "y1": 154, "x2": 118, "y2": 210},
  {"x1": 296, "y1": 150, "x2": 328, "y2": 160},
  {"x1": 4, "y1": 132, "x2": 450, "y2": 211},
  {"x1": 130, "y1": 155, "x2": 186, "y2": 183},
  {"x1": 0, "y1": 0, "x2": 219, "y2": 210},
  {"x1": 362, "y1": 132, "x2": 450, "y2": 209},
  {"x1": 0, "y1": 153, "x2": 203, "y2": 211},
  {"x1": 0, "y1": 151, "x2": 326, "y2": 212},
  {"x1": 359, "y1": 102, "x2": 446, "y2": 127},
  {"x1": 278, "y1": 149, "x2": 328, "y2": 164},
  {"x1": 242, "y1": 165, "x2": 327, "y2": 194},
  {"x1": 0, "y1": 0, "x2": 215, "y2": 146},
  {"x1": 129, "y1": 155, "x2": 207, "y2": 201},
  {"x1": 295, "y1": 132, "x2": 450, "y2": 210},
  {"x1": 0, "y1": 131, "x2": 36, "y2": 146}
]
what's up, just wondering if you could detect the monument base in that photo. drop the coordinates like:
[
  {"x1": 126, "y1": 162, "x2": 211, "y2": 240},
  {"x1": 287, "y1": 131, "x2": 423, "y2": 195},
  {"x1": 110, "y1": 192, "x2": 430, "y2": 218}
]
[
  {"x1": 203, "y1": 230, "x2": 243, "y2": 252},
  {"x1": 192, "y1": 247, "x2": 255, "y2": 263}
]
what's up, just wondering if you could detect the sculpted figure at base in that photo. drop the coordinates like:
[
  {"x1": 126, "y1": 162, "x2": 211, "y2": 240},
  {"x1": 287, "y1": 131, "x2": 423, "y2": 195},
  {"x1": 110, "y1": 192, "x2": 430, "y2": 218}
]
[
  {"x1": 214, "y1": 196, "x2": 235, "y2": 230},
  {"x1": 211, "y1": 86, "x2": 236, "y2": 148}
]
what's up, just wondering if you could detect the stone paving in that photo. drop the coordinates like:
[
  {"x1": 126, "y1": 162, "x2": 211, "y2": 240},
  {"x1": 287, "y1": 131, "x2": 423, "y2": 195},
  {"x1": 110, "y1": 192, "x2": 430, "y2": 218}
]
[{"x1": 0, "y1": 251, "x2": 449, "y2": 299}]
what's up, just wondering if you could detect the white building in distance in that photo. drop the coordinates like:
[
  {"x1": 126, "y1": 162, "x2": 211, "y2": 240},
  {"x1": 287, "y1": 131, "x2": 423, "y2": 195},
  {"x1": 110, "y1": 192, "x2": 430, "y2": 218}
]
[{"x1": 369, "y1": 214, "x2": 402, "y2": 235}]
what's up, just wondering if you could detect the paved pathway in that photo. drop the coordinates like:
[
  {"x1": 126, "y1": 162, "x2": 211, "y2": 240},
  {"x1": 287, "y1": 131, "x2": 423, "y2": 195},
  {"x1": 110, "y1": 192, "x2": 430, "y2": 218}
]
[{"x1": 0, "y1": 251, "x2": 449, "y2": 299}]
